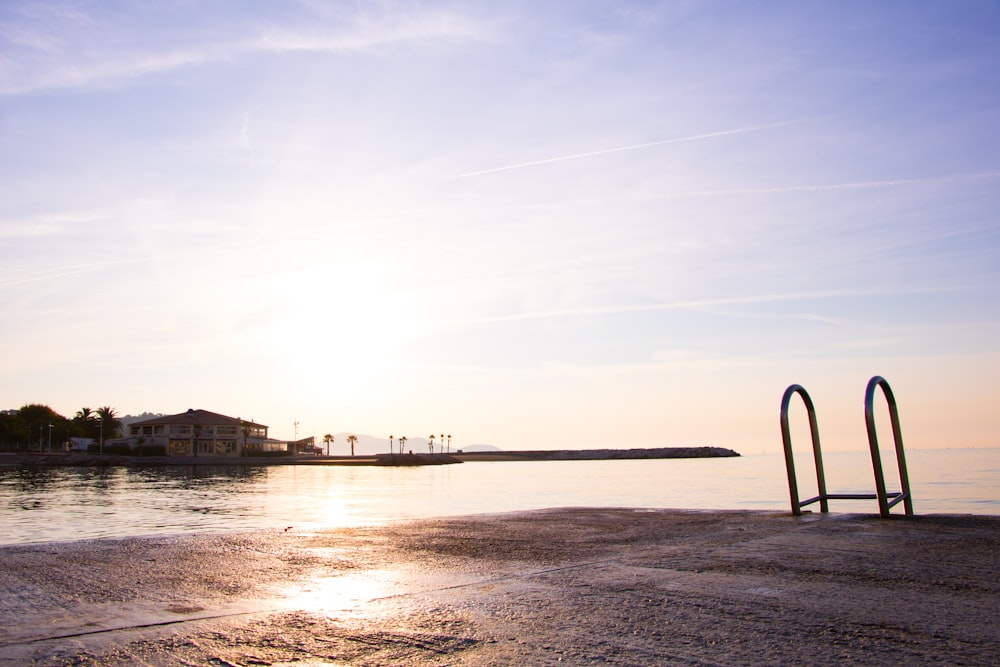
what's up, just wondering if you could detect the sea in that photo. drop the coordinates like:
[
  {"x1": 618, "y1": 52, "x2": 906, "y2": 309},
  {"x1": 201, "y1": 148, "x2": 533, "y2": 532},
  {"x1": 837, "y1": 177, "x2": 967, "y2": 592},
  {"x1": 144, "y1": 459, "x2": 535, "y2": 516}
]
[{"x1": 1, "y1": 448, "x2": 997, "y2": 546}]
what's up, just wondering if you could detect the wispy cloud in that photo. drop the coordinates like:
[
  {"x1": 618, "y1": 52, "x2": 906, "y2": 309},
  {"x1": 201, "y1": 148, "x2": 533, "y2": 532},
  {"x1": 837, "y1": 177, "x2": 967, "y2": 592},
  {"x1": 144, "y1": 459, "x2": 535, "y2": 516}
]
[
  {"x1": 0, "y1": 43, "x2": 229, "y2": 95},
  {"x1": 442, "y1": 285, "x2": 967, "y2": 329},
  {"x1": 0, "y1": 211, "x2": 108, "y2": 239},
  {"x1": 239, "y1": 111, "x2": 255, "y2": 161},
  {"x1": 0, "y1": 6, "x2": 492, "y2": 96},
  {"x1": 450, "y1": 120, "x2": 813, "y2": 179},
  {"x1": 257, "y1": 9, "x2": 492, "y2": 52}
]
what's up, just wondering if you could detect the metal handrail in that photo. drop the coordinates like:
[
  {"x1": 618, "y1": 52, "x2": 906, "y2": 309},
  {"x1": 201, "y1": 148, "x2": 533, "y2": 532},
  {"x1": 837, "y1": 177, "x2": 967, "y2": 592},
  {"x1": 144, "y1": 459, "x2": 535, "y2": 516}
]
[
  {"x1": 780, "y1": 376, "x2": 914, "y2": 517},
  {"x1": 780, "y1": 384, "x2": 828, "y2": 514},
  {"x1": 864, "y1": 376, "x2": 914, "y2": 516}
]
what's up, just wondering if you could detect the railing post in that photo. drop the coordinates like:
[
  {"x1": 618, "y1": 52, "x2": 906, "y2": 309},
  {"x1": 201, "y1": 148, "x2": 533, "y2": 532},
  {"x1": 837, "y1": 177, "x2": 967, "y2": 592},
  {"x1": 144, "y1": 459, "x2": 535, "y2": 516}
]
[
  {"x1": 781, "y1": 384, "x2": 828, "y2": 515},
  {"x1": 864, "y1": 376, "x2": 914, "y2": 517}
]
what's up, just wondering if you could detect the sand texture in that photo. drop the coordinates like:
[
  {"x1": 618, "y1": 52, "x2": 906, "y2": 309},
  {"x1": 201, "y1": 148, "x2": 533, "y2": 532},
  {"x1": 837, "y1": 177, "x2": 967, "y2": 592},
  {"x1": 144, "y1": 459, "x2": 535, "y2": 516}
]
[{"x1": 1, "y1": 508, "x2": 998, "y2": 665}]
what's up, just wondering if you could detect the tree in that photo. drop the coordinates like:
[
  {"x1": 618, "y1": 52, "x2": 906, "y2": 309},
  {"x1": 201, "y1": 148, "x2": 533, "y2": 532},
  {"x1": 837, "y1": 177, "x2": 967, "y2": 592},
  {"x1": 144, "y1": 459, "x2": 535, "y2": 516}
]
[
  {"x1": 389, "y1": 434, "x2": 394, "y2": 454},
  {"x1": 428, "y1": 434, "x2": 435, "y2": 454},
  {"x1": 447, "y1": 434, "x2": 452, "y2": 452},
  {"x1": 399, "y1": 436, "x2": 407, "y2": 453},
  {"x1": 241, "y1": 421, "x2": 251, "y2": 454},
  {"x1": 74, "y1": 407, "x2": 96, "y2": 425},
  {"x1": 95, "y1": 406, "x2": 122, "y2": 444},
  {"x1": 192, "y1": 422, "x2": 201, "y2": 457},
  {"x1": 19, "y1": 404, "x2": 63, "y2": 451},
  {"x1": 71, "y1": 407, "x2": 98, "y2": 443},
  {"x1": 0, "y1": 411, "x2": 26, "y2": 450},
  {"x1": 347, "y1": 434, "x2": 358, "y2": 456},
  {"x1": 323, "y1": 433, "x2": 333, "y2": 456}
]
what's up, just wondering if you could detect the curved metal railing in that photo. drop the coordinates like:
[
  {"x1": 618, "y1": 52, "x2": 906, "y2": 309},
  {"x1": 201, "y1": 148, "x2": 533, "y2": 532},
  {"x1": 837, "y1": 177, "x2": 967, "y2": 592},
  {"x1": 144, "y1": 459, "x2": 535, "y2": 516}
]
[
  {"x1": 864, "y1": 375, "x2": 914, "y2": 516},
  {"x1": 780, "y1": 384, "x2": 828, "y2": 514},
  {"x1": 780, "y1": 376, "x2": 914, "y2": 518}
]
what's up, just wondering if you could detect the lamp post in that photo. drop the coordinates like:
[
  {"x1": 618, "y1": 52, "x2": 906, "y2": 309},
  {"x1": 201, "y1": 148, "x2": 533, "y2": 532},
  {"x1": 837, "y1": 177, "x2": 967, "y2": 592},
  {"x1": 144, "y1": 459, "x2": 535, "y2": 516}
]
[{"x1": 47, "y1": 424, "x2": 53, "y2": 453}]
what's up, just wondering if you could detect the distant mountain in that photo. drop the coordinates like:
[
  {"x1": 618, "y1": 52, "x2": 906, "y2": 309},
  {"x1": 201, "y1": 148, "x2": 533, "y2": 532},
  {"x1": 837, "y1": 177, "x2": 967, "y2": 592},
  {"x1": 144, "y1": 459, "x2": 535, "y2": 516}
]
[{"x1": 120, "y1": 413, "x2": 165, "y2": 426}]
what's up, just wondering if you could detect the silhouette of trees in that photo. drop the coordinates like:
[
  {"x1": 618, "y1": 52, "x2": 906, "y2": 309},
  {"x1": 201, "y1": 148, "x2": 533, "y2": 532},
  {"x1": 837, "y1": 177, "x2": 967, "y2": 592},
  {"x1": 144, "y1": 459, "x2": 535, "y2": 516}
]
[
  {"x1": 389, "y1": 434, "x2": 394, "y2": 454},
  {"x1": 323, "y1": 433, "x2": 333, "y2": 455},
  {"x1": 347, "y1": 434, "x2": 358, "y2": 456},
  {"x1": 428, "y1": 434, "x2": 435, "y2": 454},
  {"x1": 6, "y1": 404, "x2": 65, "y2": 451},
  {"x1": 399, "y1": 436, "x2": 407, "y2": 453},
  {"x1": 95, "y1": 407, "x2": 121, "y2": 443},
  {"x1": 192, "y1": 421, "x2": 201, "y2": 457},
  {"x1": 241, "y1": 421, "x2": 251, "y2": 454},
  {"x1": 70, "y1": 407, "x2": 106, "y2": 448},
  {"x1": 74, "y1": 407, "x2": 96, "y2": 429}
]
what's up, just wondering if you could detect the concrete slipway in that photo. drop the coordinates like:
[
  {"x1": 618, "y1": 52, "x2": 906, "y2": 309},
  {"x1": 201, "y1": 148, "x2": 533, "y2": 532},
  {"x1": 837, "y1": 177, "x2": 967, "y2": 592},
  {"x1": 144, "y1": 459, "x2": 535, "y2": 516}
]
[{"x1": 0, "y1": 508, "x2": 997, "y2": 665}]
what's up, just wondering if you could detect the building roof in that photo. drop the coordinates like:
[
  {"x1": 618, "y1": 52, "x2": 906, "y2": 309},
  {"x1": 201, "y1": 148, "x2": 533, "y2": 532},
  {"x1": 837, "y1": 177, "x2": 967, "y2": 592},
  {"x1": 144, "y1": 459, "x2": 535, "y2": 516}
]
[{"x1": 130, "y1": 409, "x2": 267, "y2": 429}]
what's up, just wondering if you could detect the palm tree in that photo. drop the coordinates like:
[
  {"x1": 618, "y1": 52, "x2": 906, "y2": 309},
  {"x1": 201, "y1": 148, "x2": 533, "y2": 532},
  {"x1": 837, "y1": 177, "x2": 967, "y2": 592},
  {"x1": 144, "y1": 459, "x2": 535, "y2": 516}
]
[
  {"x1": 73, "y1": 407, "x2": 96, "y2": 439},
  {"x1": 241, "y1": 420, "x2": 251, "y2": 455},
  {"x1": 191, "y1": 422, "x2": 201, "y2": 457},
  {"x1": 323, "y1": 433, "x2": 333, "y2": 456},
  {"x1": 95, "y1": 407, "x2": 121, "y2": 453},
  {"x1": 389, "y1": 434, "x2": 394, "y2": 454},
  {"x1": 399, "y1": 436, "x2": 407, "y2": 453},
  {"x1": 440, "y1": 434, "x2": 445, "y2": 453},
  {"x1": 95, "y1": 407, "x2": 121, "y2": 440},
  {"x1": 447, "y1": 434, "x2": 452, "y2": 452},
  {"x1": 428, "y1": 434, "x2": 435, "y2": 454},
  {"x1": 347, "y1": 434, "x2": 358, "y2": 456}
]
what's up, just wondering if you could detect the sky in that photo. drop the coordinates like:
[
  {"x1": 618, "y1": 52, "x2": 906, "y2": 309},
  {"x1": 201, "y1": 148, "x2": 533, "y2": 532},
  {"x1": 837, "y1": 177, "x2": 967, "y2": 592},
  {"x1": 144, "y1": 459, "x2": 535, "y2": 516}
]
[{"x1": 1, "y1": 1, "x2": 999, "y2": 453}]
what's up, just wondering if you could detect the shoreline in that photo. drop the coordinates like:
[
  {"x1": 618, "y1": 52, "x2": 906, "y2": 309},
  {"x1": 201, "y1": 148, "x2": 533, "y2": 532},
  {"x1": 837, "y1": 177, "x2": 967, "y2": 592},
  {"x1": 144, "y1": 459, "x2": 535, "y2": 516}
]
[
  {"x1": 0, "y1": 452, "x2": 461, "y2": 467},
  {"x1": 0, "y1": 446, "x2": 739, "y2": 468},
  {"x1": 452, "y1": 445, "x2": 739, "y2": 461},
  {"x1": 1, "y1": 508, "x2": 997, "y2": 665}
]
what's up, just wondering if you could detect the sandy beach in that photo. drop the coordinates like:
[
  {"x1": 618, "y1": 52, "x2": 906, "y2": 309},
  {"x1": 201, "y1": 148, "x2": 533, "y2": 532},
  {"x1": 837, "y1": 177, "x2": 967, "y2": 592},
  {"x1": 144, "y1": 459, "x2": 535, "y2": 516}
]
[{"x1": 1, "y1": 508, "x2": 997, "y2": 666}]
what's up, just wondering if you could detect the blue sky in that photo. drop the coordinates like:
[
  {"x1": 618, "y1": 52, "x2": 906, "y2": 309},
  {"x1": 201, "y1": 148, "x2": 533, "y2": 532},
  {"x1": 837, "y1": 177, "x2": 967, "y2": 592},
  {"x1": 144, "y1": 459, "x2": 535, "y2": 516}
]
[{"x1": 2, "y1": 1, "x2": 998, "y2": 452}]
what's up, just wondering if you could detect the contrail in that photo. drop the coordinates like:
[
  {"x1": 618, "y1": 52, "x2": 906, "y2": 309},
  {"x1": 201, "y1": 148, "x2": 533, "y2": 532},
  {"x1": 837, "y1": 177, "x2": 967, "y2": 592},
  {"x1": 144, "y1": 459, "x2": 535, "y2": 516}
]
[
  {"x1": 451, "y1": 119, "x2": 809, "y2": 179},
  {"x1": 655, "y1": 170, "x2": 1000, "y2": 199}
]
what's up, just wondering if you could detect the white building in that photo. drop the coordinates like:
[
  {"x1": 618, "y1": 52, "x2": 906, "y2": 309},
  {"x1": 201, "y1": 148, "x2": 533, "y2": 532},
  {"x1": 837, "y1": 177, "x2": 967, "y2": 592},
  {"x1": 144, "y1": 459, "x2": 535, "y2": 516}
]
[{"x1": 127, "y1": 408, "x2": 270, "y2": 456}]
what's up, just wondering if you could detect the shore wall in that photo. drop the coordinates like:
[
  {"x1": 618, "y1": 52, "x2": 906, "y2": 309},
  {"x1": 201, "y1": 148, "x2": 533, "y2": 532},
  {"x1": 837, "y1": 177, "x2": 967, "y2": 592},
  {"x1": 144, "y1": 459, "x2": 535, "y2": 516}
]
[
  {"x1": 0, "y1": 446, "x2": 737, "y2": 468},
  {"x1": 453, "y1": 446, "x2": 740, "y2": 461},
  {"x1": 0, "y1": 452, "x2": 463, "y2": 467}
]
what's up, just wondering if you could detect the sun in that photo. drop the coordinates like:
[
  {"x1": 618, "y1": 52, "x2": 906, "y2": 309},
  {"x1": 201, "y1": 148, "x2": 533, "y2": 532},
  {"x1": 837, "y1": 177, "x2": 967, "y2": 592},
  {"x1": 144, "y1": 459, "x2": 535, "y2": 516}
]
[{"x1": 255, "y1": 262, "x2": 423, "y2": 397}]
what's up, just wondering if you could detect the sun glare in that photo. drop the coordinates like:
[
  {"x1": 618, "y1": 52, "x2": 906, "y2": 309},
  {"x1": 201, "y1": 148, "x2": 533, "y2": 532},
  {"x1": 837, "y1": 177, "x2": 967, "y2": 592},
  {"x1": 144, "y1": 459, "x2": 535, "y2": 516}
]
[
  {"x1": 280, "y1": 570, "x2": 394, "y2": 617},
  {"x1": 256, "y1": 263, "x2": 423, "y2": 397}
]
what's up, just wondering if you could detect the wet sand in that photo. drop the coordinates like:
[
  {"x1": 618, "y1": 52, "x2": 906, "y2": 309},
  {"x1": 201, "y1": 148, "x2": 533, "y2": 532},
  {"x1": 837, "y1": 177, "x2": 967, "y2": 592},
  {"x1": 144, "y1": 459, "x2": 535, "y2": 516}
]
[{"x1": 1, "y1": 508, "x2": 997, "y2": 665}]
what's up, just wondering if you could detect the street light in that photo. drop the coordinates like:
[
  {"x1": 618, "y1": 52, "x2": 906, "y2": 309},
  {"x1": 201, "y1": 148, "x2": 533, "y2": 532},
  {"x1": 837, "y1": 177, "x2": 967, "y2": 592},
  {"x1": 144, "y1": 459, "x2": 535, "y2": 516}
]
[{"x1": 48, "y1": 423, "x2": 53, "y2": 453}]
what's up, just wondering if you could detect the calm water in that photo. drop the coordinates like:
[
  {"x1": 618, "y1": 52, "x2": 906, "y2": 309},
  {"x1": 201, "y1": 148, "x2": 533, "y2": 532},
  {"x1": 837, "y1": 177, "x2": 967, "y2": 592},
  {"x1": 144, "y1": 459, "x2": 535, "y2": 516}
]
[{"x1": 1, "y1": 449, "x2": 997, "y2": 545}]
